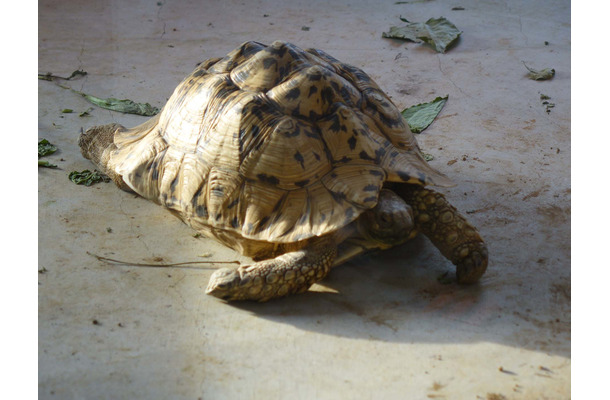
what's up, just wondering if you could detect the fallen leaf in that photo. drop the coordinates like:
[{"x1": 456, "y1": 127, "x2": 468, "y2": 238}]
[
  {"x1": 523, "y1": 62, "x2": 555, "y2": 80},
  {"x1": 69, "y1": 170, "x2": 111, "y2": 186},
  {"x1": 383, "y1": 17, "x2": 462, "y2": 53},
  {"x1": 39, "y1": 73, "x2": 160, "y2": 116},
  {"x1": 38, "y1": 139, "x2": 58, "y2": 158},
  {"x1": 38, "y1": 160, "x2": 58, "y2": 169},
  {"x1": 401, "y1": 95, "x2": 448, "y2": 133},
  {"x1": 80, "y1": 93, "x2": 160, "y2": 116}
]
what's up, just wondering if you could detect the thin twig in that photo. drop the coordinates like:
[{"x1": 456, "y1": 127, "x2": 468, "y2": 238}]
[{"x1": 87, "y1": 251, "x2": 240, "y2": 269}]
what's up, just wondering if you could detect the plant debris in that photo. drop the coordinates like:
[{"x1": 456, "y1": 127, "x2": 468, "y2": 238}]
[
  {"x1": 39, "y1": 72, "x2": 160, "y2": 116},
  {"x1": 38, "y1": 69, "x2": 88, "y2": 81},
  {"x1": 38, "y1": 139, "x2": 59, "y2": 168},
  {"x1": 38, "y1": 160, "x2": 58, "y2": 169},
  {"x1": 79, "y1": 93, "x2": 160, "y2": 116},
  {"x1": 422, "y1": 153, "x2": 434, "y2": 161},
  {"x1": 382, "y1": 17, "x2": 462, "y2": 53},
  {"x1": 401, "y1": 95, "x2": 448, "y2": 133},
  {"x1": 523, "y1": 62, "x2": 555, "y2": 80},
  {"x1": 79, "y1": 107, "x2": 94, "y2": 117},
  {"x1": 69, "y1": 170, "x2": 111, "y2": 186},
  {"x1": 62, "y1": 109, "x2": 73, "y2": 113},
  {"x1": 86, "y1": 251, "x2": 240, "y2": 268},
  {"x1": 539, "y1": 93, "x2": 556, "y2": 114},
  {"x1": 498, "y1": 366, "x2": 517, "y2": 375},
  {"x1": 38, "y1": 139, "x2": 58, "y2": 158}
]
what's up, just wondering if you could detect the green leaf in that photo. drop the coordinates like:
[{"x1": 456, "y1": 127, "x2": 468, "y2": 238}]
[
  {"x1": 69, "y1": 170, "x2": 111, "y2": 186},
  {"x1": 39, "y1": 72, "x2": 159, "y2": 116},
  {"x1": 38, "y1": 160, "x2": 58, "y2": 169},
  {"x1": 401, "y1": 95, "x2": 448, "y2": 133},
  {"x1": 523, "y1": 62, "x2": 555, "y2": 80},
  {"x1": 62, "y1": 109, "x2": 73, "y2": 113},
  {"x1": 382, "y1": 17, "x2": 462, "y2": 53},
  {"x1": 80, "y1": 93, "x2": 160, "y2": 116},
  {"x1": 38, "y1": 139, "x2": 58, "y2": 158}
]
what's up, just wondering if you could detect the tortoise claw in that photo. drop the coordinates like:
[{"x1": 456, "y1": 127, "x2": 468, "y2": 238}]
[{"x1": 455, "y1": 242, "x2": 488, "y2": 284}]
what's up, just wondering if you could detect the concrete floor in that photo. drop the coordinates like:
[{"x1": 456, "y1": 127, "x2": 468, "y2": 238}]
[{"x1": 38, "y1": 0, "x2": 570, "y2": 399}]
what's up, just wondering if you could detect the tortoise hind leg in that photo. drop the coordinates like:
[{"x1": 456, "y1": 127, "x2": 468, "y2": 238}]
[
  {"x1": 206, "y1": 237, "x2": 337, "y2": 302},
  {"x1": 395, "y1": 185, "x2": 488, "y2": 283},
  {"x1": 78, "y1": 123, "x2": 132, "y2": 192}
]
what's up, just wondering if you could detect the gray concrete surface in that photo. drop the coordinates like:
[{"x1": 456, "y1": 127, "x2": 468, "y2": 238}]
[{"x1": 38, "y1": 0, "x2": 570, "y2": 398}]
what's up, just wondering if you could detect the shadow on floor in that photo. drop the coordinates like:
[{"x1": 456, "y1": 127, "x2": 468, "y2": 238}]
[{"x1": 227, "y1": 237, "x2": 570, "y2": 358}]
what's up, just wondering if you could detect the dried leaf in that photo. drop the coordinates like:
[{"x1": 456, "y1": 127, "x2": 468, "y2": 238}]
[
  {"x1": 401, "y1": 95, "x2": 448, "y2": 133},
  {"x1": 383, "y1": 17, "x2": 462, "y2": 53},
  {"x1": 523, "y1": 62, "x2": 555, "y2": 80}
]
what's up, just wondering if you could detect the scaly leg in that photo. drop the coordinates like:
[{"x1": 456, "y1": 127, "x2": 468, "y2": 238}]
[
  {"x1": 395, "y1": 185, "x2": 488, "y2": 283},
  {"x1": 206, "y1": 237, "x2": 337, "y2": 302}
]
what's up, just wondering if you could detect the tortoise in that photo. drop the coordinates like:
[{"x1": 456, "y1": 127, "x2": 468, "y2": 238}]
[{"x1": 79, "y1": 40, "x2": 488, "y2": 302}]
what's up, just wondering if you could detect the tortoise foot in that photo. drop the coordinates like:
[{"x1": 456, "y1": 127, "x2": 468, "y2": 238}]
[
  {"x1": 206, "y1": 239, "x2": 337, "y2": 302},
  {"x1": 454, "y1": 242, "x2": 488, "y2": 284}
]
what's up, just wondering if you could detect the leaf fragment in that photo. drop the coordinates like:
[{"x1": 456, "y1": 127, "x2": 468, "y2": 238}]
[
  {"x1": 79, "y1": 107, "x2": 94, "y2": 117},
  {"x1": 522, "y1": 62, "x2": 555, "y2": 80},
  {"x1": 38, "y1": 160, "x2": 58, "y2": 169},
  {"x1": 38, "y1": 139, "x2": 58, "y2": 158},
  {"x1": 382, "y1": 17, "x2": 462, "y2": 53},
  {"x1": 401, "y1": 95, "x2": 448, "y2": 133},
  {"x1": 69, "y1": 170, "x2": 111, "y2": 186},
  {"x1": 39, "y1": 71, "x2": 160, "y2": 116}
]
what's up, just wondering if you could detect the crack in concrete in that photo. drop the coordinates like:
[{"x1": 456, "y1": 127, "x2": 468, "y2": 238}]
[
  {"x1": 118, "y1": 194, "x2": 153, "y2": 256},
  {"x1": 437, "y1": 55, "x2": 469, "y2": 98},
  {"x1": 156, "y1": 1, "x2": 167, "y2": 39}
]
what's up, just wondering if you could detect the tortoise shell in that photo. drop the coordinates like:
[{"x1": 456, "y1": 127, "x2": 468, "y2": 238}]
[{"x1": 109, "y1": 40, "x2": 451, "y2": 249}]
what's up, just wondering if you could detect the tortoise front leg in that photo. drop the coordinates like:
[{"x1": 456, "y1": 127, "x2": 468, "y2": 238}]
[
  {"x1": 395, "y1": 185, "x2": 488, "y2": 283},
  {"x1": 206, "y1": 238, "x2": 337, "y2": 302}
]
